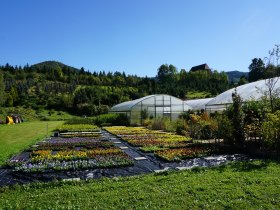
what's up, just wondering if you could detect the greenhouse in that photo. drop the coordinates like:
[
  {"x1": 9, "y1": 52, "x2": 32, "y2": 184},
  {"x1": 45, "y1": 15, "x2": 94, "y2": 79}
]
[
  {"x1": 110, "y1": 94, "x2": 192, "y2": 125},
  {"x1": 205, "y1": 77, "x2": 280, "y2": 112},
  {"x1": 185, "y1": 98, "x2": 213, "y2": 111}
]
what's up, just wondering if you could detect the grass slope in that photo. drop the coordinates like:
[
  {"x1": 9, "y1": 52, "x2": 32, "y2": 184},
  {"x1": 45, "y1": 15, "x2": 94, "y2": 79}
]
[
  {"x1": 0, "y1": 160, "x2": 280, "y2": 209},
  {"x1": 0, "y1": 121, "x2": 64, "y2": 165}
]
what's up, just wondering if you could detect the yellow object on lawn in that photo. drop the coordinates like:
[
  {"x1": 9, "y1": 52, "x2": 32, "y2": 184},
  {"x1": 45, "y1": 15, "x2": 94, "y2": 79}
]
[{"x1": 6, "y1": 116, "x2": 14, "y2": 125}]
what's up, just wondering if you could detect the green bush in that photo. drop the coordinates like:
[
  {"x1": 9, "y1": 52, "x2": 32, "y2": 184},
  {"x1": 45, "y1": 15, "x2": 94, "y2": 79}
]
[
  {"x1": 65, "y1": 114, "x2": 129, "y2": 126},
  {"x1": 149, "y1": 118, "x2": 168, "y2": 131},
  {"x1": 215, "y1": 114, "x2": 233, "y2": 144},
  {"x1": 94, "y1": 113, "x2": 129, "y2": 126},
  {"x1": 65, "y1": 117, "x2": 94, "y2": 125},
  {"x1": 262, "y1": 110, "x2": 280, "y2": 150}
]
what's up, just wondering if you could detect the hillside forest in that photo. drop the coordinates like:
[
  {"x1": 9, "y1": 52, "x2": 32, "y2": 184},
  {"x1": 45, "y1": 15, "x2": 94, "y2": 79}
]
[{"x1": 0, "y1": 53, "x2": 277, "y2": 116}]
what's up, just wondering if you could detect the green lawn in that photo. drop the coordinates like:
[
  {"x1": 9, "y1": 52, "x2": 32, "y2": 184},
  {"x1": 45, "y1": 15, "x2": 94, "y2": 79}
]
[
  {"x1": 0, "y1": 121, "x2": 64, "y2": 165},
  {"x1": 0, "y1": 160, "x2": 280, "y2": 209}
]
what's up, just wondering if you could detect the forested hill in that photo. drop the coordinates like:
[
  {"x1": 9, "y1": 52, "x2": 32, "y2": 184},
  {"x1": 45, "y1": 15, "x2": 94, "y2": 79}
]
[
  {"x1": 32, "y1": 61, "x2": 80, "y2": 74},
  {"x1": 0, "y1": 61, "x2": 231, "y2": 115},
  {"x1": 226, "y1": 71, "x2": 249, "y2": 83}
]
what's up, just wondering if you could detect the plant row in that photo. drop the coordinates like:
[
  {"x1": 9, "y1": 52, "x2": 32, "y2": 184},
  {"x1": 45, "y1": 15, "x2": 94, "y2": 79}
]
[
  {"x1": 155, "y1": 147, "x2": 217, "y2": 161},
  {"x1": 9, "y1": 148, "x2": 133, "y2": 172},
  {"x1": 8, "y1": 129, "x2": 134, "y2": 172},
  {"x1": 29, "y1": 139, "x2": 114, "y2": 151},
  {"x1": 105, "y1": 126, "x2": 192, "y2": 153},
  {"x1": 59, "y1": 132, "x2": 101, "y2": 138}
]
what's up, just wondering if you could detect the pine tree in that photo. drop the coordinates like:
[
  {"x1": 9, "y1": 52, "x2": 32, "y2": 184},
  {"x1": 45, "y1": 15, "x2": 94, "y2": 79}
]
[{"x1": 0, "y1": 72, "x2": 5, "y2": 106}]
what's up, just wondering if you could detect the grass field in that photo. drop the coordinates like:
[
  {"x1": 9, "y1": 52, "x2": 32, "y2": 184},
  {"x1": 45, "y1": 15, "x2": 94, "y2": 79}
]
[
  {"x1": 0, "y1": 160, "x2": 279, "y2": 209},
  {"x1": 186, "y1": 91, "x2": 212, "y2": 99},
  {"x1": 0, "y1": 107, "x2": 74, "y2": 122},
  {"x1": 0, "y1": 121, "x2": 64, "y2": 165}
]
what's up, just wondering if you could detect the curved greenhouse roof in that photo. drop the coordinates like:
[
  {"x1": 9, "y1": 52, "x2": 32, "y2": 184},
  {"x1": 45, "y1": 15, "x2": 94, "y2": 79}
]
[
  {"x1": 206, "y1": 77, "x2": 280, "y2": 111},
  {"x1": 185, "y1": 98, "x2": 213, "y2": 110},
  {"x1": 110, "y1": 94, "x2": 192, "y2": 125},
  {"x1": 110, "y1": 94, "x2": 192, "y2": 112},
  {"x1": 110, "y1": 95, "x2": 154, "y2": 112}
]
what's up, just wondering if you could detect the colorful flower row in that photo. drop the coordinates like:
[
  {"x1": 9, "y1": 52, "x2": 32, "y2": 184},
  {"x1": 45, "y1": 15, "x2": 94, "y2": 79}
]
[
  {"x1": 121, "y1": 134, "x2": 187, "y2": 141},
  {"x1": 59, "y1": 132, "x2": 101, "y2": 138},
  {"x1": 45, "y1": 137, "x2": 105, "y2": 144},
  {"x1": 127, "y1": 139, "x2": 188, "y2": 148},
  {"x1": 14, "y1": 155, "x2": 134, "y2": 173},
  {"x1": 155, "y1": 147, "x2": 213, "y2": 161},
  {"x1": 31, "y1": 141, "x2": 114, "y2": 151},
  {"x1": 105, "y1": 126, "x2": 191, "y2": 153},
  {"x1": 31, "y1": 148, "x2": 125, "y2": 162},
  {"x1": 105, "y1": 126, "x2": 162, "y2": 135}
]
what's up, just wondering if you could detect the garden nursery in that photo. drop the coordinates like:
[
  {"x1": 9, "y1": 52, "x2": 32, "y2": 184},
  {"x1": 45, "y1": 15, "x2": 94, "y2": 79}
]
[{"x1": 0, "y1": 122, "x2": 240, "y2": 186}]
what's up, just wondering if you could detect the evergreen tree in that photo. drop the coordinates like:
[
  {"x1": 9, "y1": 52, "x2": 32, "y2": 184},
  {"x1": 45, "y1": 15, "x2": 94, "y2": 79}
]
[
  {"x1": 232, "y1": 89, "x2": 245, "y2": 146},
  {"x1": 248, "y1": 58, "x2": 265, "y2": 82},
  {"x1": 0, "y1": 72, "x2": 5, "y2": 106}
]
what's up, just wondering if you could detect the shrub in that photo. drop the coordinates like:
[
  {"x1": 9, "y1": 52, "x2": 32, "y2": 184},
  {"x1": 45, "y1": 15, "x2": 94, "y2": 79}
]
[
  {"x1": 94, "y1": 113, "x2": 129, "y2": 126},
  {"x1": 65, "y1": 114, "x2": 129, "y2": 127},
  {"x1": 65, "y1": 117, "x2": 94, "y2": 125},
  {"x1": 174, "y1": 119, "x2": 189, "y2": 136},
  {"x1": 215, "y1": 114, "x2": 233, "y2": 144},
  {"x1": 231, "y1": 90, "x2": 245, "y2": 146},
  {"x1": 150, "y1": 118, "x2": 166, "y2": 130},
  {"x1": 262, "y1": 110, "x2": 280, "y2": 150}
]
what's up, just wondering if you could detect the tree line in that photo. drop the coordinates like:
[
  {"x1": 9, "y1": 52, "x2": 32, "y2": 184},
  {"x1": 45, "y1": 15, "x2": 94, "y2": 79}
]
[{"x1": 0, "y1": 61, "x2": 230, "y2": 115}]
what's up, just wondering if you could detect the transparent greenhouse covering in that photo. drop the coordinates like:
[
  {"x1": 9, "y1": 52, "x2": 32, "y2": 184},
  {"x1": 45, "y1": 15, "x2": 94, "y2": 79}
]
[
  {"x1": 110, "y1": 95, "x2": 155, "y2": 112},
  {"x1": 205, "y1": 77, "x2": 280, "y2": 111},
  {"x1": 184, "y1": 98, "x2": 213, "y2": 110},
  {"x1": 110, "y1": 94, "x2": 192, "y2": 125}
]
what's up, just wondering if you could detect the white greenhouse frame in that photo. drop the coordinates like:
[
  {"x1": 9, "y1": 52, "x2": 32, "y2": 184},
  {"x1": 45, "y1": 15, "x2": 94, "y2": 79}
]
[
  {"x1": 110, "y1": 94, "x2": 192, "y2": 125},
  {"x1": 205, "y1": 77, "x2": 280, "y2": 112}
]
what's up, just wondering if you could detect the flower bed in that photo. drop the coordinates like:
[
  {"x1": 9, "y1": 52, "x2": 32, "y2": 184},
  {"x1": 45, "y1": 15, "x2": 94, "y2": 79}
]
[
  {"x1": 105, "y1": 126, "x2": 191, "y2": 152},
  {"x1": 8, "y1": 127, "x2": 134, "y2": 172},
  {"x1": 10, "y1": 148, "x2": 133, "y2": 172},
  {"x1": 127, "y1": 139, "x2": 185, "y2": 147},
  {"x1": 59, "y1": 132, "x2": 101, "y2": 138},
  {"x1": 121, "y1": 134, "x2": 187, "y2": 141},
  {"x1": 30, "y1": 148, "x2": 125, "y2": 162},
  {"x1": 105, "y1": 126, "x2": 221, "y2": 161},
  {"x1": 31, "y1": 139, "x2": 114, "y2": 151},
  {"x1": 105, "y1": 126, "x2": 163, "y2": 135},
  {"x1": 14, "y1": 155, "x2": 133, "y2": 173},
  {"x1": 155, "y1": 147, "x2": 214, "y2": 161}
]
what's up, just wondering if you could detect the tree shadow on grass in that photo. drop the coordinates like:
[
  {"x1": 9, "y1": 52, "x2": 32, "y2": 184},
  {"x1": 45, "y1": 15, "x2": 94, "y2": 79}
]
[{"x1": 215, "y1": 159, "x2": 276, "y2": 173}]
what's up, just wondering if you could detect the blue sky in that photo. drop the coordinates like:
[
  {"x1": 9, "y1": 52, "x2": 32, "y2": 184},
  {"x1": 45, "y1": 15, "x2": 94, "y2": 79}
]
[{"x1": 0, "y1": 0, "x2": 279, "y2": 76}]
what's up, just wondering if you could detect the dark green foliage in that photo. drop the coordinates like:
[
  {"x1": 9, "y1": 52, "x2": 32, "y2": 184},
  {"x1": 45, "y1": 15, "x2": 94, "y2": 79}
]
[
  {"x1": 248, "y1": 58, "x2": 265, "y2": 82},
  {"x1": 93, "y1": 113, "x2": 129, "y2": 126},
  {"x1": 262, "y1": 111, "x2": 280, "y2": 149},
  {"x1": 0, "y1": 72, "x2": 5, "y2": 106},
  {"x1": 0, "y1": 61, "x2": 230, "y2": 115},
  {"x1": 231, "y1": 89, "x2": 245, "y2": 146},
  {"x1": 215, "y1": 114, "x2": 233, "y2": 143},
  {"x1": 226, "y1": 71, "x2": 249, "y2": 83},
  {"x1": 238, "y1": 75, "x2": 248, "y2": 86},
  {"x1": 65, "y1": 117, "x2": 94, "y2": 125},
  {"x1": 65, "y1": 114, "x2": 129, "y2": 126}
]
